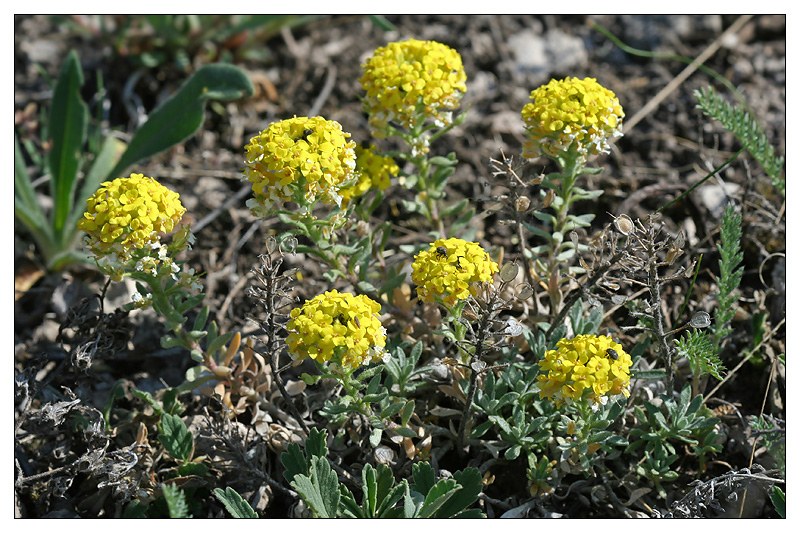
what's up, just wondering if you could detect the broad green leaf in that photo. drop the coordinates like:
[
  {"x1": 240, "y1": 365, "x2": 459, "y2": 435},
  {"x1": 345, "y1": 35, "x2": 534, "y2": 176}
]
[
  {"x1": 410, "y1": 462, "x2": 436, "y2": 497},
  {"x1": 305, "y1": 427, "x2": 329, "y2": 459},
  {"x1": 111, "y1": 63, "x2": 254, "y2": 178},
  {"x1": 158, "y1": 413, "x2": 193, "y2": 462},
  {"x1": 280, "y1": 442, "x2": 310, "y2": 483},
  {"x1": 419, "y1": 479, "x2": 459, "y2": 518},
  {"x1": 338, "y1": 484, "x2": 363, "y2": 518},
  {"x1": 375, "y1": 467, "x2": 405, "y2": 517},
  {"x1": 48, "y1": 50, "x2": 88, "y2": 241},
  {"x1": 291, "y1": 456, "x2": 340, "y2": 518},
  {"x1": 213, "y1": 487, "x2": 258, "y2": 518},
  {"x1": 403, "y1": 482, "x2": 420, "y2": 518},
  {"x1": 434, "y1": 467, "x2": 484, "y2": 518}
]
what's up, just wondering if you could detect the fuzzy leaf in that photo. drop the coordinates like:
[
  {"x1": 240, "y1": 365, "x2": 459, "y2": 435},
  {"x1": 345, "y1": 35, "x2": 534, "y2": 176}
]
[
  {"x1": 111, "y1": 63, "x2": 253, "y2": 178},
  {"x1": 158, "y1": 413, "x2": 193, "y2": 462},
  {"x1": 213, "y1": 487, "x2": 258, "y2": 518},
  {"x1": 291, "y1": 456, "x2": 340, "y2": 518}
]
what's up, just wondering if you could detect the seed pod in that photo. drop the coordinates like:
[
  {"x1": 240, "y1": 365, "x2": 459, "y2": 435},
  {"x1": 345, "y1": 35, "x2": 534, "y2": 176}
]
[
  {"x1": 689, "y1": 311, "x2": 711, "y2": 329},
  {"x1": 500, "y1": 262, "x2": 520, "y2": 283},
  {"x1": 517, "y1": 284, "x2": 535, "y2": 301},
  {"x1": 515, "y1": 196, "x2": 531, "y2": 212},
  {"x1": 614, "y1": 214, "x2": 634, "y2": 236},
  {"x1": 282, "y1": 236, "x2": 298, "y2": 253},
  {"x1": 266, "y1": 235, "x2": 277, "y2": 254}
]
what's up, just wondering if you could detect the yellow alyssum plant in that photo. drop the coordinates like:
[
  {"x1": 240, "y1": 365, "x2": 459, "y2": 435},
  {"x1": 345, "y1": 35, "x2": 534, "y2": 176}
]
[
  {"x1": 77, "y1": 173, "x2": 186, "y2": 263},
  {"x1": 411, "y1": 238, "x2": 498, "y2": 308},
  {"x1": 359, "y1": 38, "x2": 467, "y2": 136},
  {"x1": 286, "y1": 289, "x2": 387, "y2": 373},
  {"x1": 522, "y1": 76, "x2": 624, "y2": 163},
  {"x1": 537, "y1": 334, "x2": 632, "y2": 407},
  {"x1": 244, "y1": 116, "x2": 357, "y2": 217},
  {"x1": 519, "y1": 77, "x2": 624, "y2": 315},
  {"x1": 339, "y1": 142, "x2": 399, "y2": 207}
]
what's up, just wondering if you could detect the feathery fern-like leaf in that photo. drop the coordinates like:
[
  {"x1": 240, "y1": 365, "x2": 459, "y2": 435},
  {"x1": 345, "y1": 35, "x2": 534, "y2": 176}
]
[
  {"x1": 695, "y1": 86, "x2": 784, "y2": 195},
  {"x1": 714, "y1": 204, "x2": 744, "y2": 349}
]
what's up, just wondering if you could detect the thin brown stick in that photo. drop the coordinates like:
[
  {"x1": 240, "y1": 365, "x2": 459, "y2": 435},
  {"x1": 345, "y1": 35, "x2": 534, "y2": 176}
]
[{"x1": 622, "y1": 15, "x2": 754, "y2": 135}]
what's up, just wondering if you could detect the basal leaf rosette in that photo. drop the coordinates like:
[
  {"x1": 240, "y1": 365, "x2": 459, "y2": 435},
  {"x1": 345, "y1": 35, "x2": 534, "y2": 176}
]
[
  {"x1": 360, "y1": 39, "x2": 467, "y2": 135},
  {"x1": 411, "y1": 238, "x2": 498, "y2": 307},
  {"x1": 286, "y1": 290, "x2": 387, "y2": 373},
  {"x1": 78, "y1": 173, "x2": 186, "y2": 265},
  {"x1": 339, "y1": 143, "x2": 399, "y2": 206},
  {"x1": 537, "y1": 334, "x2": 632, "y2": 407},
  {"x1": 521, "y1": 77, "x2": 624, "y2": 162},
  {"x1": 244, "y1": 116, "x2": 357, "y2": 217}
]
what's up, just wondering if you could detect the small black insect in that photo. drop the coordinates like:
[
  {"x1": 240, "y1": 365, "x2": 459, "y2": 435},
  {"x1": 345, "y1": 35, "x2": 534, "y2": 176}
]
[
  {"x1": 297, "y1": 128, "x2": 314, "y2": 143},
  {"x1": 606, "y1": 348, "x2": 619, "y2": 360},
  {"x1": 435, "y1": 246, "x2": 448, "y2": 259}
]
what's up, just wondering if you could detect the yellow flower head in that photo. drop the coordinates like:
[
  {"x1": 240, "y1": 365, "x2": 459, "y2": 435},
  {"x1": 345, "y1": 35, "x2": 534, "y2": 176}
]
[
  {"x1": 339, "y1": 143, "x2": 399, "y2": 206},
  {"x1": 537, "y1": 334, "x2": 632, "y2": 407},
  {"x1": 360, "y1": 39, "x2": 467, "y2": 134},
  {"x1": 287, "y1": 290, "x2": 387, "y2": 373},
  {"x1": 411, "y1": 238, "x2": 498, "y2": 307},
  {"x1": 244, "y1": 116, "x2": 357, "y2": 215},
  {"x1": 78, "y1": 173, "x2": 186, "y2": 262},
  {"x1": 521, "y1": 77, "x2": 624, "y2": 161}
]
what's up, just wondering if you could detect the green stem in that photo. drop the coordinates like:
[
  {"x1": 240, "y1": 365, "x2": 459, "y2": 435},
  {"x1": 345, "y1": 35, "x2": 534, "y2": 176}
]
[{"x1": 544, "y1": 149, "x2": 583, "y2": 315}]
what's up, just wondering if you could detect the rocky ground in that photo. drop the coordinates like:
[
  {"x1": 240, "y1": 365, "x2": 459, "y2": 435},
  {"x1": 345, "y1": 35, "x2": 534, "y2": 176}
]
[{"x1": 14, "y1": 15, "x2": 785, "y2": 518}]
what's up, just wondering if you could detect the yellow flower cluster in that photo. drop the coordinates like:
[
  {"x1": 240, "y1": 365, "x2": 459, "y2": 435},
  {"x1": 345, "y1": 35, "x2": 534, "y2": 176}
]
[
  {"x1": 411, "y1": 238, "x2": 498, "y2": 307},
  {"x1": 244, "y1": 116, "x2": 357, "y2": 215},
  {"x1": 521, "y1": 77, "x2": 624, "y2": 161},
  {"x1": 537, "y1": 335, "x2": 632, "y2": 406},
  {"x1": 78, "y1": 173, "x2": 186, "y2": 262},
  {"x1": 339, "y1": 143, "x2": 399, "y2": 206},
  {"x1": 360, "y1": 39, "x2": 467, "y2": 134},
  {"x1": 286, "y1": 290, "x2": 387, "y2": 373}
]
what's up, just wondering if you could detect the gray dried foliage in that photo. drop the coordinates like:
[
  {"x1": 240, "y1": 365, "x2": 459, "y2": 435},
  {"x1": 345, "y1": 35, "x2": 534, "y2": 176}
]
[{"x1": 659, "y1": 464, "x2": 783, "y2": 518}]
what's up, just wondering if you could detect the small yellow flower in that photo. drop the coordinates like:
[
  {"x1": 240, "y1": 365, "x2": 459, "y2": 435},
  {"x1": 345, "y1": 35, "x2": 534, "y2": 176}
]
[
  {"x1": 286, "y1": 290, "x2": 387, "y2": 373},
  {"x1": 360, "y1": 39, "x2": 467, "y2": 135},
  {"x1": 78, "y1": 173, "x2": 186, "y2": 262},
  {"x1": 411, "y1": 238, "x2": 498, "y2": 307},
  {"x1": 521, "y1": 77, "x2": 624, "y2": 161},
  {"x1": 339, "y1": 143, "x2": 399, "y2": 206},
  {"x1": 244, "y1": 116, "x2": 357, "y2": 215},
  {"x1": 537, "y1": 335, "x2": 632, "y2": 407}
]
